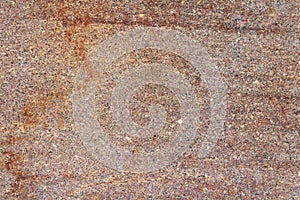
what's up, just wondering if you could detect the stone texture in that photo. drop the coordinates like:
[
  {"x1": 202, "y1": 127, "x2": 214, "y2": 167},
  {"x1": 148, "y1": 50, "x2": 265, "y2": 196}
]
[{"x1": 0, "y1": 0, "x2": 299, "y2": 199}]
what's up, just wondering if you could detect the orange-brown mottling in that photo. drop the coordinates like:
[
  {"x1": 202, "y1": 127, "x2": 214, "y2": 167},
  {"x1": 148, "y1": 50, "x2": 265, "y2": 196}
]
[{"x1": 1, "y1": 0, "x2": 299, "y2": 199}]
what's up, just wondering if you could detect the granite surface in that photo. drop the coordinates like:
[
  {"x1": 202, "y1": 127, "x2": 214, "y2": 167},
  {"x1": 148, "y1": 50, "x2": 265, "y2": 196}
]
[{"x1": 0, "y1": 0, "x2": 299, "y2": 199}]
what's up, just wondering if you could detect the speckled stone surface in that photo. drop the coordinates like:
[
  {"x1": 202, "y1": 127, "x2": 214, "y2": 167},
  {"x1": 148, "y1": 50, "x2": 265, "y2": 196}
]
[{"x1": 1, "y1": 1, "x2": 299, "y2": 199}]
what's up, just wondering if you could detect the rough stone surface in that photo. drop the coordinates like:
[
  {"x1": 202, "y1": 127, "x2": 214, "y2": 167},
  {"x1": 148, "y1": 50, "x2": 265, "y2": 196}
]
[{"x1": 1, "y1": 0, "x2": 299, "y2": 199}]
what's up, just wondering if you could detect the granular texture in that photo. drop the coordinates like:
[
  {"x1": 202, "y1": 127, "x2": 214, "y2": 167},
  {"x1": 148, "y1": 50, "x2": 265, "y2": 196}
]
[{"x1": 0, "y1": 1, "x2": 299, "y2": 199}]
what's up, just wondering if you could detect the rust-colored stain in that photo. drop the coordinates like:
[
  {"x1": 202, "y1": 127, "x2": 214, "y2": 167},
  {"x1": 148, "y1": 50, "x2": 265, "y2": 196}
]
[
  {"x1": 1, "y1": 134, "x2": 36, "y2": 198},
  {"x1": 34, "y1": 0, "x2": 290, "y2": 62},
  {"x1": 1, "y1": 0, "x2": 298, "y2": 198},
  {"x1": 21, "y1": 99, "x2": 46, "y2": 130},
  {"x1": 1, "y1": 86, "x2": 71, "y2": 197},
  {"x1": 37, "y1": 0, "x2": 284, "y2": 31},
  {"x1": 21, "y1": 86, "x2": 71, "y2": 130}
]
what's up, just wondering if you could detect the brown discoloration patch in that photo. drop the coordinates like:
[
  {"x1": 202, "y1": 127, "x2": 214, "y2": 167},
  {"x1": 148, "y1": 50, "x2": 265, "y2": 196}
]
[
  {"x1": 36, "y1": 0, "x2": 284, "y2": 30},
  {"x1": 21, "y1": 99, "x2": 46, "y2": 130},
  {"x1": 34, "y1": 0, "x2": 295, "y2": 62},
  {"x1": 1, "y1": 84, "x2": 71, "y2": 197},
  {"x1": 1, "y1": 0, "x2": 298, "y2": 198},
  {"x1": 0, "y1": 134, "x2": 35, "y2": 198},
  {"x1": 21, "y1": 86, "x2": 71, "y2": 130}
]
